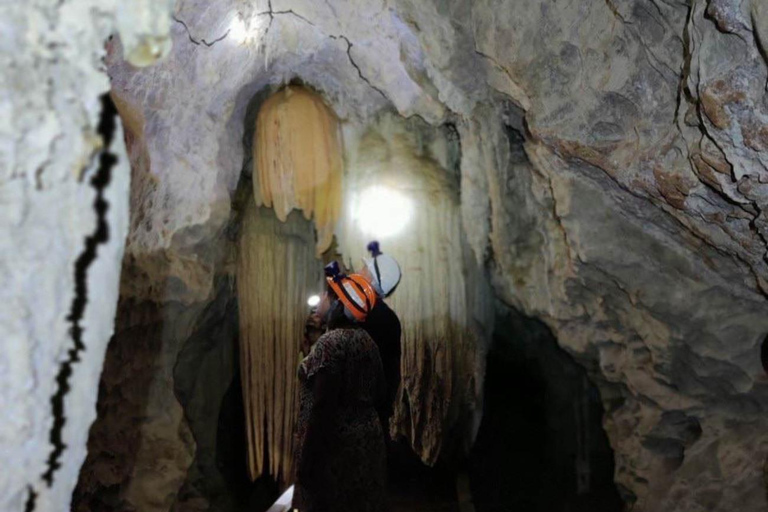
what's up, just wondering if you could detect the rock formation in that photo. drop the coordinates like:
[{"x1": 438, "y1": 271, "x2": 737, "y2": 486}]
[
  {"x1": 5, "y1": 0, "x2": 768, "y2": 511},
  {"x1": 237, "y1": 203, "x2": 320, "y2": 483},
  {"x1": 1, "y1": 1, "x2": 172, "y2": 511}
]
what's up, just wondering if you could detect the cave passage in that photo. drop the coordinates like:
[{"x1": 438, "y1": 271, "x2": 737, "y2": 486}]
[
  {"x1": 71, "y1": 79, "x2": 627, "y2": 512},
  {"x1": 468, "y1": 304, "x2": 623, "y2": 512}
]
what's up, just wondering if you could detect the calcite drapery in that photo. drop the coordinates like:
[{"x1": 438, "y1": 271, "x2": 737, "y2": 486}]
[
  {"x1": 237, "y1": 202, "x2": 321, "y2": 482},
  {"x1": 337, "y1": 115, "x2": 490, "y2": 464},
  {"x1": 253, "y1": 86, "x2": 344, "y2": 255}
]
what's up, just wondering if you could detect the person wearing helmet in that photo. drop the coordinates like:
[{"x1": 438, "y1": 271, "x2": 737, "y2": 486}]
[
  {"x1": 293, "y1": 261, "x2": 388, "y2": 512},
  {"x1": 358, "y1": 241, "x2": 402, "y2": 436}
]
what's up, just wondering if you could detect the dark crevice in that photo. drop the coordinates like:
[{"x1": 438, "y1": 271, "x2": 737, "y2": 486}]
[
  {"x1": 41, "y1": 94, "x2": 117, "y2": 486},
  {"x1": 675, "y1": 2, "x2": 695, "y2": 124},
  {"x1": 443, "y1": 122, "x2": 463, "y2": 176},
  {"x1": 502, "y1": 124, "x2": 528, "y2": 165},
  {"x1": 24, "y1": 486, "x2": 37, "y2": 512},
  {"x1": 259, "y1": 0, "x2": 315, "y2": 39},
  {"x1": 470, "y1": 303, "x2": 624, "y2": 511},
  {"x1": 173, "y1": 16, "x2": 231, "y2": 47},
  {"x1": 329, "y1": 34, "x2": 389, "y2": 100}
]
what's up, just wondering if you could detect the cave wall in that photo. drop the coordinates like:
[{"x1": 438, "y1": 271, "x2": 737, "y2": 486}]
[
  {"x1": 172, "y1": 275, "x2": 259, "y2": 512},
  {"x1": 73, "y1": 296, "x2": 197, "y2": 512},
  {"x1": 1, "y1": 1, "x2": 172, "y2": 511},
  {"x1": 73, "y1": 272, "x2": 264, "y2": 512},
  {"x1": 456, "y1": 2, "x2": 768, "y2": 502}
]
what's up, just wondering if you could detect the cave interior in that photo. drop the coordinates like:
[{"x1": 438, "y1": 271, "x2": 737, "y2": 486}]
[{"x1": 7, "y1": 1, "x2": 768, "y2": 512}]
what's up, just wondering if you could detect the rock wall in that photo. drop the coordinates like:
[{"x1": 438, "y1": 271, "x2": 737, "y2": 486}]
[
  {"x1": 73, "y1": 297, "x2": 196, "y2": 512},
  {"x1": 73, "y1": 273, "x2": 273, "y2": 512},
  {"x1": 457, "y1": 1, "x2": 768, "y2": 509},
  {"x1": 0, "y1": 1, "x2": 171, "y2": 511}
]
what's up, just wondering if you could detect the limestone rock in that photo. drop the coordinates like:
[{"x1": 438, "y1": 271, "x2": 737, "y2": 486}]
[
  {"x1": 73, "y1": 298, "x2": 198, "y2": 512},
  {"x1": 0, "y1": 0, "x2": 171, "y2": 510}
]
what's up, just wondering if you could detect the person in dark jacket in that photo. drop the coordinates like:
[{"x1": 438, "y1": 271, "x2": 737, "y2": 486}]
[
  {"x1": 302, "y1": 243, "x2": 403, "y2": 432},
  {"x1": 358, "y1": 241, "x2": 402, "y2": 433},
  {"x1": 293, "y1": 263, "x2": 387, "y2": 512}
]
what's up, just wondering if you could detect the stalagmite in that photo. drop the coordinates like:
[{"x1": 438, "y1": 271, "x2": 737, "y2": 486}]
[
  {"x1": 237, "y1": 201, "x2": 322, "y2": 483},
  {"x1": 337, "y1": 115, "x2": 490, "y2": 464},
  {"x1": 253, "y1": 86, "x2": 344, "y2": 255}
]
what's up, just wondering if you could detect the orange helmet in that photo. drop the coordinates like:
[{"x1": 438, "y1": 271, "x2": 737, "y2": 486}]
[{"x1": 326, "y1": 272, "x2": 378, "y2": 322}]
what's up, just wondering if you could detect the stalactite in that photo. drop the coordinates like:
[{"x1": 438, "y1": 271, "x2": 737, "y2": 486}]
[
  {"x1": 237, "y1": 201, "x2": 322, "y2": 483},
  {"x1": 336, "y1": 115, "x2": 490, "y2": 464},
  {"x1": 253, "y1": 86, "x2": 343, "y2": 255}
]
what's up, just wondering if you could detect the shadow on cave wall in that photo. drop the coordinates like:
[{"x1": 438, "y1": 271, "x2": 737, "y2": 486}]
[
  {"x1": 172, "y1": 276, "x2": 280, "y2": 512},
  {"x1": 72, "y1": 274, "x2": 279, "y2": 512},
  {"x1": 468, "y1": 303, "x2": 624, "y2": 512},
  {"x1": 72, "y1": 297, "x2": 173, "y2": 512}
]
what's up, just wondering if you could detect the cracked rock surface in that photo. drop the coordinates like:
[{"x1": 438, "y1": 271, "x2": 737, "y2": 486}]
[{"x1": 6, "y1": 0, "x2": 768, "y2": 511}]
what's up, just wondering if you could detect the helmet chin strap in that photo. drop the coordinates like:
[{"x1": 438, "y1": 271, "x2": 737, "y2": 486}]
[
  {"x1": 373, "y1": 256, "x2": 382, "y2": 289},
  {"x1": 322, "y1": 299, "x2": 340, "y2": 324},
  {"x1": 324, "y1": 298, "x2": 357, "y2": 323}
]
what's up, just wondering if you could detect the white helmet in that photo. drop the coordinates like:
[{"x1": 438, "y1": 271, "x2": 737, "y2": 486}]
[{"x1": 364, "y1": 241, "x2": 402, "y2": 297}]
